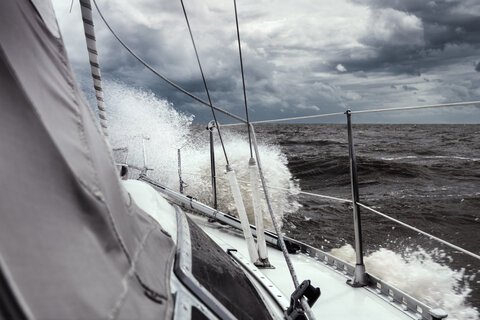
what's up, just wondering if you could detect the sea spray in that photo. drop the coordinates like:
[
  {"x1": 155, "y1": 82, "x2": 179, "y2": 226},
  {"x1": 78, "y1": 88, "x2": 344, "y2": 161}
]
[
  {"x1": 330, "y1": 244, "x2": 479, "y2": 320},
  {"x1": 98, "y1": 81, "x2": 478, "y2": 318},
  {"x1": 104, "y1": 81, "x2": 300, "y2": 228},
  {"x1": 188, "y1": 134, "x2": 301, "y2": 228}
]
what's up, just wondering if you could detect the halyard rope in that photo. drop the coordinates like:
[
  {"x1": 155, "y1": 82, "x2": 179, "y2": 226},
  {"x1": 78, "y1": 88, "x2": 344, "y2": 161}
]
[{"x1": 79, "y1": 0, "x2": 109, "y2": 137}]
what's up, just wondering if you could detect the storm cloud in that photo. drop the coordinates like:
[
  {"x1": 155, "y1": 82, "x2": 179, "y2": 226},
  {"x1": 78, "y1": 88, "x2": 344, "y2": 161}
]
[{"x1": 53, "y1": 0, "x2": 480, "y2": 123}]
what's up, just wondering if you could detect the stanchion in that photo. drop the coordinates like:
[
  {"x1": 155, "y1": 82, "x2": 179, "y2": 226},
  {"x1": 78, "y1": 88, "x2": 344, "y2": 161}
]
[
  {"x1": 207, "y1": 121, "x2": 218, "y2": 209},
  {"x1": 345, "y1": 110, "x2": 368, "y2": 287}
]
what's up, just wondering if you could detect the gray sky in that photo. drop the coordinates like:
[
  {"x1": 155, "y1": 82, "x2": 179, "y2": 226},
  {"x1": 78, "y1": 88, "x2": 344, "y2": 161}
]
[{"x1": 53, "y1": 0, "x2": 480, "y2": 124}]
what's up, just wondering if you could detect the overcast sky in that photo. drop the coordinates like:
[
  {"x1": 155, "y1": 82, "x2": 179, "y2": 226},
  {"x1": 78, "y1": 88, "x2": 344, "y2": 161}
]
[{"x1": 53, "y1": 0, "x2": 480, "y2": 124}]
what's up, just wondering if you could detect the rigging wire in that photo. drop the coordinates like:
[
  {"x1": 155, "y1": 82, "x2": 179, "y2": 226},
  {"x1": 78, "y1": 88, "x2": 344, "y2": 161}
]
[
  {"x1": 233, "y1": 0, "x2": 253, "y2": 158},
  {"x1": 249, "y1": 125, "x2": 316, "y2": 320},
  {"x1": 91, "y1": 0, "x2": 247, "y2": 125},
  {"x1": 231, "y1": 2, "x2": 314, "y2": 316},
  {"x1": 179, "y1": 0, "x2": 230, "y2": 165}
]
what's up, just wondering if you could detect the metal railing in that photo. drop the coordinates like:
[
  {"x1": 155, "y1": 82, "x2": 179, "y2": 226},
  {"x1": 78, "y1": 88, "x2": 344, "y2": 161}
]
[
  {"x1": 132, "y1": 100, "x2": 478, "y2": 320},
  {"x1": 174, "y1": 103, "x2": 480, "y2": 265},
  {"x1": 213, "y1": 101, "x2": 480, "y2": 274}
]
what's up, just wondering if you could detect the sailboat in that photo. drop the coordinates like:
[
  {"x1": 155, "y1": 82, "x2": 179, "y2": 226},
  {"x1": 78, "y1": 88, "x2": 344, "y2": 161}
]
[{"x1": 1, "y1": 0, "x2": 478, "y2": 319}]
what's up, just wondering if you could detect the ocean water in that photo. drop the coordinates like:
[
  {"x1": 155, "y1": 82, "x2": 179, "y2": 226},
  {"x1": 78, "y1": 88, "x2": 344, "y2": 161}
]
[
  {"x1": 252, "y1": 123, "x2": 480, "y2": 319},
  {"x1": 105, "y1": 82, "x2": 479, "y2": 319}
]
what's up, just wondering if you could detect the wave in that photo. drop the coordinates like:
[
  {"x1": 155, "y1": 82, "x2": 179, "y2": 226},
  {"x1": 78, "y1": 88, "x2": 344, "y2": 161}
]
[
  {"x1": 288, "y1": 153, "x2": 480, "y2": 188},
  {"x1": 100, "y1": 82, "x2": 478, "y2": 318},
  {"x1": 104, "y1": 81, "x2": 300, "y2": 228},
  {"x1": 330, "y1": 245, "x2": 479, "y2": 320},
  {"x1": 289, "y1": 155, "x2": 434, "y2": 185}
]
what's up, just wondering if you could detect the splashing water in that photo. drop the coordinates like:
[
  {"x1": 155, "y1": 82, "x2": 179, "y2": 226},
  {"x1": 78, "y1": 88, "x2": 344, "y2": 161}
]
[
  {"x1": 104, "y1": 81, "x2": 300, "y2": 228},
  {"x1": 330, "y1": 244, "x2": 479, "y2": 320},
  {"x1": 101, "y1": 82, "x2": 478, "y2": 318}
]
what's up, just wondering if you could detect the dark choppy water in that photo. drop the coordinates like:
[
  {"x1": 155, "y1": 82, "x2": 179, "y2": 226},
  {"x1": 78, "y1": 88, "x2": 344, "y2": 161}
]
[
  {"x1": 251, "y1": 124, "x2": 480, "y2": 310},
  {"x1": 107, "y1": 84, "x2": 479, "y2": 315}
]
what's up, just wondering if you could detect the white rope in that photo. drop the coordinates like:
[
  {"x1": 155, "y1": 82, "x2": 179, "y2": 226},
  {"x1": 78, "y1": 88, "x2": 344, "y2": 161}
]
[
  {"x1": 357, "y1": 202, "x2": 480, "y2": 261},
  {"x1": 79, "y1": 0, "x2": 108, "y2": 137}
]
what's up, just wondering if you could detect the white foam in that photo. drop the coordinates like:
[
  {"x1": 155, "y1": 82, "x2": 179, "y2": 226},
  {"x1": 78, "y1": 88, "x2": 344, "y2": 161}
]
[
  {"x1": 104, "y1": 81, "x2": 300, "y2": 228},
  {"x1": 330, "y1": 244, "x2": 479, "y2": 320}
]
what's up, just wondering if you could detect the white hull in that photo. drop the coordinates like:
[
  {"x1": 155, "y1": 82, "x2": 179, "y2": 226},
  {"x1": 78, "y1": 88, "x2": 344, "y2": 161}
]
[{"x1": 124, "y1": 179, "x2": 435, "y2": 320}]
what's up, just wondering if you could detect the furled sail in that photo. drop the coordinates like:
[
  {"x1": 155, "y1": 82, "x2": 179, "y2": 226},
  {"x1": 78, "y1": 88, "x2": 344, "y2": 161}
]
[{"x1": 0, "y1": 1, "x2": 175, "y2": 319}]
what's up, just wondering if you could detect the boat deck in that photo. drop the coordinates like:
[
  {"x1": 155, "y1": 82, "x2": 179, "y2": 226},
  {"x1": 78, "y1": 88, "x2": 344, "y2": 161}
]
[
  {"x1": 124, "y1": 180, "x2": 417, "y2": 319},
  {"x1": 191, "y1": 215, "x2": 414, "y2": 320}
]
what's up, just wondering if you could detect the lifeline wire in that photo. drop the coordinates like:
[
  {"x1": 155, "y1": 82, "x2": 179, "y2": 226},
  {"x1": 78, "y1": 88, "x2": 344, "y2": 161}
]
[
  {"x1": 221, "y1": 111, "x2": 347, "y2": 127},
  {"x1": 143, "y1": 165, "x2": 480, "y2": 262},
  {"x1": 179, "y1": 0, "x2": 230, "y2": 165},
  {"x1": 357, "y1": 203, "x2": 480, "y2": 261},
  {"x1": 351, "y1": 100, "x2": 480, "y2": 115},
  {"x1": 91, "y1": 0, "x2": 247, "y2": 125},
  {"x1": 231, "y1": 173, "x2": 480, "y2": 261},
  {"x1": 233, "y1": 0, "x2": 253, "y2": 158},
  {"x1": 222, "y1": 100, "x2": 480, "y2": 126}
]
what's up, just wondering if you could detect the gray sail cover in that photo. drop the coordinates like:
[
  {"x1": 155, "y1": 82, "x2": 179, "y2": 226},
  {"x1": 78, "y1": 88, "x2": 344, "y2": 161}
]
[{"x1": 0, "y1": 1, "x2": 175, "y2": 319}]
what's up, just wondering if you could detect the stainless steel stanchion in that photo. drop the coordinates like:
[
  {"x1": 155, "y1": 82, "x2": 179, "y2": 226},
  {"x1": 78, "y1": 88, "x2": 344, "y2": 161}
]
[{"x1": 345, "y1": 110, "x2": 368, "y2": 287}]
